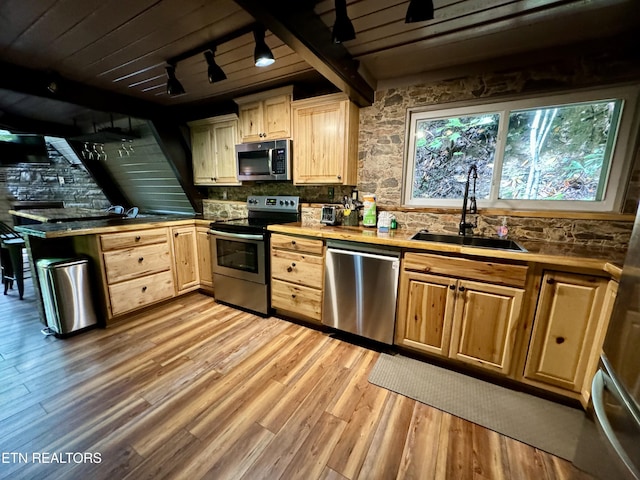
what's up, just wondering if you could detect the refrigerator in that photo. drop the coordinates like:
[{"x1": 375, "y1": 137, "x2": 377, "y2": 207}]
[{"x1": 573, "y1": 210, "x2": 640, "y2": 479}]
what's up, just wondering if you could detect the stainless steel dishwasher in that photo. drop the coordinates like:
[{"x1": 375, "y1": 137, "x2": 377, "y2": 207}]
[{"x1": 322, "y1": 241, "x2": 401, "y2": 344}]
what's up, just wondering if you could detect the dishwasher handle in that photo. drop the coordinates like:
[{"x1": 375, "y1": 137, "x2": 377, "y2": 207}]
[{"x1": 326, "y1": 247, "x2": 401, "y2": 262}]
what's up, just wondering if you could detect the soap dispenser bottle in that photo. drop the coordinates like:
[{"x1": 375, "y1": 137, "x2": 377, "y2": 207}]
[{"x1": 497, "y1": 217, "x2": 509, "y2": 238}]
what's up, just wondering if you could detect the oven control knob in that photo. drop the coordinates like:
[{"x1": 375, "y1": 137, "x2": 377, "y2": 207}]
[{"x1": 279, "y1": 200, "x2": 284, "y2": 205}]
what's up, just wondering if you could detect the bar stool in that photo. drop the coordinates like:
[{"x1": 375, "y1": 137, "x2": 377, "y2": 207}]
[{"x1": 0, "y1": 222, "x2": 26, "y2": 300}]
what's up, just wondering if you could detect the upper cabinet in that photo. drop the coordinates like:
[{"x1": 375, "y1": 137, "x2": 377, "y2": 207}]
[
  {"x1": 234, "y1": 86, "x2": 293, "y2": 142},
  {"x1": 188, "y1": 114, "x2": 240, "y2": 186},
  {"x1": 292, "y1": 93, "x2": 359, "y2": 185}
]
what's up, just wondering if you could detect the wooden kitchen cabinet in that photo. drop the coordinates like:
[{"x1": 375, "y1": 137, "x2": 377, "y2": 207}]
[
  {"x1": 270, "y1": 233, "x2": 324, "y2": 323},
  {"x1": 99, "y1": 228, "x2": 175, "y2": 318},
  {"x1": 292, "y1": 93, "x2": 359, "y2": 185},
  {"x1": 524, "y1": 270, "x2": 608, "y2": 393},
  {"x1": 196, "y1": 226, "x2": 213, "y2": 290},
  {"x1": 396, "y1": 252, "x2": 527, "y2": 375},
  {"x1": 171, "y1": 226, "x2": 199, "y2": 294},
  {"x1": 188, "y1": 114, "x2": 240, "y2": 186},
  {"x1": 234, "y1": 86, "x2": 292, "y2": 142}
]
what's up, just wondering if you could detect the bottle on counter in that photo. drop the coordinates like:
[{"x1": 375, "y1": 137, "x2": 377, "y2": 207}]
[
  {"x1": 497, "y1": 216, "x2": 509, "y2": 238},
  {"x1": 362, "y1": 194, "x2": 377, "y2": 227}
]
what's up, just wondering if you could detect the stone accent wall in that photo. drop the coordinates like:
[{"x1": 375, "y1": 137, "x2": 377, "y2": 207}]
[
  {"x1": 353, "y1": 49, "x2": 640, "y2": 248},
  {"x1": 205, "y1": 183, "x2": 354, "y2": 205},
  {"x1": 0, "y1": 144, "x2": 110, "y2": 225}
]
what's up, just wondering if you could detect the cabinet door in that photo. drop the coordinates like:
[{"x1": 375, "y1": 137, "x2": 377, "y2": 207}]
[
  {"x1": 196, "y1": 227, "x2": 213, "y2": 289},
  {"x1": 191, "y1": 126, "x2": 215, "y2": 185},
  {"x1": 212, "y1": 120, "x2": 240, "y2": 185},
  {"x1": 449, "y1": 280, "x2": 524, "y2": 374},
  {"x1": 293, "y1": 100, "x2": 346, "y2": 184},
  {"x1": 263, "y1": 94, "x2": 291, "y2": 139},
  {"x1": 395, "y1": 271, "x2": 456, "y2": 357},
  {"x1": 238, "y1": 101, "x2": 264, "y2": 142},
  {"x1": 524, "y1": 271, "x2": 607, "y2": 392},
  {"x1": 172, "y1": 226, "x2": 199, "y2": 293}
]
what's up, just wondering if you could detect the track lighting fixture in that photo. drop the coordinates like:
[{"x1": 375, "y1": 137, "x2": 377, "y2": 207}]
[
  {"x1": 405, "y1": 0, "x2": 434, "y2": 23},
  {"x1": 204, "y1": 49, "x2": 227, "y2": 83},
  {"x1": 165, "y1": 64, "x2": 185, "y2": 96},
  {"x1": 332, "y1": 0, "x2": 356, "y2": 43},
  {"x1": 253, "y1": 26, "x2": 275, "y2": 67}
]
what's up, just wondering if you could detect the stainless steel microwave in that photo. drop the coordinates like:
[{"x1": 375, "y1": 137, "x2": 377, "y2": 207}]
[{"x1": 236, "y1": 139, "x2": 291, "y2": 182}]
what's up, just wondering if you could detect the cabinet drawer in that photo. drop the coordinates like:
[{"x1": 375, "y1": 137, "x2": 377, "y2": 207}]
[
  {"x1": 100, "y1": 228, "x2": 168, "y2": 251},
  {"x1": 403, "y1": 252, "x2": 528, "y2": 288},
  {"x1": 108, "y1": 270, "x2": 175, "y2": 316},
  {"x1": 103, "y1": 243, "x2": 171, "y2": 284},
  {"x1": 271, "y1": 250, "x2": 323, "y2": 288},
  {"x1": 271, "y1": 279, "x2": 322, "y2": 321},
  {"x1": 271, "y1": 234, "x2": 323, "y2": 255}
]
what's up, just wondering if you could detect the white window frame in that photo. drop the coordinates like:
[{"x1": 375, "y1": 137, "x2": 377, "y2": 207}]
[{"x1": 403, "y1": 85, "x2": 640, "y2": 212}]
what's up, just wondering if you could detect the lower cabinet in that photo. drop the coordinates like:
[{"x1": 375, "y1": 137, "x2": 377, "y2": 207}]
[
  {"x1": 171, "y1": 226, "x2": 199, "y2": 293},
  {"x1": 99, "y1": 228, "x2": 176, "y2": 319},
  {"x1": 196, "y1": 226, "x2": 213, "y2": 290},
  {"x1": 270, "y1": 233, "x2": 324, "y2": 323},
  {"x1": 396, "y1": 252, "x2": 526, "y2": 375},
  {"x1": 524, "y1": 270, "x2": 609, "y2": 393}
]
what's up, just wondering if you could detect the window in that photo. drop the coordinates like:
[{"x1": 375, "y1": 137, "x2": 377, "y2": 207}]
[{"x1": 404, "y1": 86, "x2": 639, "y2": 211}]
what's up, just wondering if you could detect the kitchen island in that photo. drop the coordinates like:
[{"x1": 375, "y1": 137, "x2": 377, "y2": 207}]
[{"x1": 14, "y1": 214, "x2": 211, "y2": 327}]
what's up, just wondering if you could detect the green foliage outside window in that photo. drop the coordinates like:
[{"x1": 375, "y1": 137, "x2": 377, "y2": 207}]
[{"x1": 407, "y1": 95, "x2": 624, "y2": 209}]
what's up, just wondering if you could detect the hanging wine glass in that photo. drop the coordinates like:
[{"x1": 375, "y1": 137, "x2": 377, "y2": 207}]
[{"x1": 98, "y1": 144, "x2": 107, "y2": 161}]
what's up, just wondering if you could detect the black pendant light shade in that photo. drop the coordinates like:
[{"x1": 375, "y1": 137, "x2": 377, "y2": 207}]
[
  {"x1": 332, "y1": 0, "x2": 355, "y2": 43},
  {"x1": 405, "y1": 0, "x2": 434, "y2": 23},
  {"x1": 165, "y1": 65, "x2": 185, "y2": 96},
  {"x1": 204, "y1": 50, "x2": 227, "y2": 83},
  {"x1": 253, "y1": 27, "x2": 275, "y2": 67}
]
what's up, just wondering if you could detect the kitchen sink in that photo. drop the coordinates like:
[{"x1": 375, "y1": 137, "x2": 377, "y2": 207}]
[{"x1": 410, "y1": 231, "x2": 527, "y2": 252}]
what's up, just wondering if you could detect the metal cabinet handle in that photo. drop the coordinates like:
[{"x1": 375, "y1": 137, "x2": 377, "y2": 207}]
[
  {"x1": 556, "y1": 336, "x2": 565, "y2": 344},
  {"x1": 291, "y1": 294, "x2": 296, "y2": 298},
  {"x1": 547, "y1": 278, "x2": 555, "y2": 284},
  {"x1": 337, "y1": 175, "x2": 342, "y2": 180},
  {"x1": 459, "y1": 286, "x2": 466, "y2": 292},
  {"x1": 138, "y1": 257, "x2": 144, "y2": 263},
  {"x1": 135, "y1": 236, "x2": 141, "y2": 241},
  {"x1": 449, "y1": 285, "x2": 455, "y2": 290},
  {"x1": 142, "y1": 286, "x2": 147, "y2": 292},
  {"x1": 291, "y1": 240, "x2": 296, "y2": 245},
  {"x1": 175, "y1": 232, "x2": 179, "y2": 237}
]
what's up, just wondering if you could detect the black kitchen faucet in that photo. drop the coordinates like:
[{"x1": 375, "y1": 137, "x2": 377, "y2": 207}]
[{"x1": 459, "y1": 164, "x2": 478, "y2": 236}]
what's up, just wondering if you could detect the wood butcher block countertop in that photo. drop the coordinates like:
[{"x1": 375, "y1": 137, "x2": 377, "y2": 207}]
[
  {"x1": 14, "y1": 216, "x2": 625, "y2": 279},
  {"x1": 9, "y1": 207, "x2": 123, "y2": 223},
  {"x1": 268, "y1": 223, "x2": 627, "y2": 277}
]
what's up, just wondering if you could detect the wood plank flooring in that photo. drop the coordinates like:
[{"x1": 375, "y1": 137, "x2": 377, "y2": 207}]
[{"x1": 0, "y1": 279, "x2": 594, "y2": 479}]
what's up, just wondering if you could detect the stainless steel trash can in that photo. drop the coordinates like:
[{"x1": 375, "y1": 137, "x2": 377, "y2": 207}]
[{"x1": 36, "y1": 257, "x2": 98, "y2": 336}]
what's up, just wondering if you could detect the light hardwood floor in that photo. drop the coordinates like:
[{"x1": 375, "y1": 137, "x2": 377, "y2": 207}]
[{"x1": 0, "y1": 279, "x2": 593, "y2": 480}]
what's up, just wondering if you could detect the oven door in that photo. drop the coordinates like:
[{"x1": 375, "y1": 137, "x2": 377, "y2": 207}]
[{"x1": 209, "y1": 229, "x2": 266, "y2": 284}]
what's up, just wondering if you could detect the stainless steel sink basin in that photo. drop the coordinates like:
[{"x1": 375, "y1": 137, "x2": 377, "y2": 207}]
[{"x1": 410, "y1": 231, "x2": 527, "y2": 252}]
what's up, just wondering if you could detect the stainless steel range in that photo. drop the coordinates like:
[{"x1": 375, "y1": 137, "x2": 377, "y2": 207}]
[{"x1": 208, "y1": 195, "x2": 300, "y2": 315}]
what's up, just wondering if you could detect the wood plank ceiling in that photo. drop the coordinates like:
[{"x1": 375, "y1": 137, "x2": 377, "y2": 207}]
[{"x1": 0, "y1": 0, "x2": 638, "y2": 136}]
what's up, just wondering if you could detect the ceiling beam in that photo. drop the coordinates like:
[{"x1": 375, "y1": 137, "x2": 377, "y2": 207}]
[
  {"x1": 232, "y1": 0, "x2": 375, "y2": 107},
  {"x1": 0, "y1": 110, "x2": 80, "y2": 138},
  {"x1": 0, "y1": 61, "x2": 166, "y2": 123}
]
